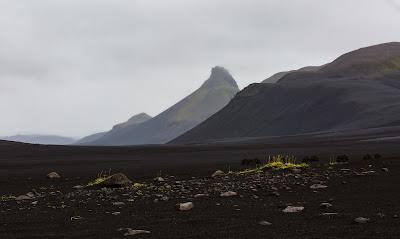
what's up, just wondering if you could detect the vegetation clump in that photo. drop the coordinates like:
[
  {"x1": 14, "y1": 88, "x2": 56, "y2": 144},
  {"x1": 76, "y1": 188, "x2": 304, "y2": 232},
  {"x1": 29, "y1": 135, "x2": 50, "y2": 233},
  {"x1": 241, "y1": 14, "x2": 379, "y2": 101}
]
[
  {"x1": 131, "y1": 182, "x2": 145, "y2": 190},
  {"x1": 238, "y1": 155, "x2": 308, "y2": 175},
  {"x1": 1, "y1": 195, "x2": 16, "y2": 202}
]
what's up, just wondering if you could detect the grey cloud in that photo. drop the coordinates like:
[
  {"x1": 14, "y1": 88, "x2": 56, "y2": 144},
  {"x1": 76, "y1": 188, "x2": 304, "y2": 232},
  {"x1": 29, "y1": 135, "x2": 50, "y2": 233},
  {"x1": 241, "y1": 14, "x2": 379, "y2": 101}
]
[{"x1": 0, "y1": 0, "x2": 399, "y2": 137}]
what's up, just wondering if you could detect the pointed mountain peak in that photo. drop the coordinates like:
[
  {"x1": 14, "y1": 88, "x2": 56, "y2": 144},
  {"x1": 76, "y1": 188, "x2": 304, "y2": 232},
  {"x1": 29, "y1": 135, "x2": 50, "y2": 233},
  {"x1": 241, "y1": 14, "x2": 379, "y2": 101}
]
[
  {"x1": 112, "y1": 113, "x2": 152, "y2": 130},
  {"x1": 127, "y1": 113, "x2": 152, "y2": 123},
  {"x1": 202, "y1": 66, "x2": 239, "y2": 89}
]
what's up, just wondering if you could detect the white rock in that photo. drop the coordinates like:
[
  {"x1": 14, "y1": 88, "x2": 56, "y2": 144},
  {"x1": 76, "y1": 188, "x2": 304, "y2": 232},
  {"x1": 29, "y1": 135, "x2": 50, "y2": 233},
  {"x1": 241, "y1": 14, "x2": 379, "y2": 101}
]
[
  {"x1": 320, "y1": 203, "x2": 333, "y2": 209},
  {"x1": 154, "y1": 177, "x2": 165, "y2": 182},
  {"x1": 220, "y1": 191, "x2": 238, "y2": 197},
  {"x1": 194, "y1": 194, "x2": 209, "y2": 198},
  {"x1": 177, "y1": 202, "x2": 194, "y2": 211},
  {"x1": 113, "y1": 202, "x2": 125, "y2": 206},
  {"x1": 212, "y1": 170, "x2": 225, "y2": 178},
  {"x1": 259, "y1": 221, "x2": 272, "y2": 226},
  {"x1": 354, "y1": 217, "x2": 370, "y2": 224},
  {"x1": 123, "y1": 229, "x2": 151, "y2": 236},
  {"x1": 310, "y1": 184, "x2": 328, "y2": 189},
  {"x1": 282, "y1": 206, "x2": 304, "y2": 213},
  {"x1": 47, "y1": 172, "x2": 61, "y2": 179},
  {"x1": 15, "y1": 195, "x2": 33, "y2": 201}
]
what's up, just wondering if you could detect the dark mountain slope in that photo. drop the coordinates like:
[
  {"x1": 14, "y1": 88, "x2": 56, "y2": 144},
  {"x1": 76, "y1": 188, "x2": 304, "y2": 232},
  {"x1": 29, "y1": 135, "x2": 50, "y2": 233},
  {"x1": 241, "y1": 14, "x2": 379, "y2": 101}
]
[
  {"x1": 90, "y1": 67, "x2": 239, "y2": 145},
  {"x1": 172, "y1": 42, "x2": 400, "y2": 144}
]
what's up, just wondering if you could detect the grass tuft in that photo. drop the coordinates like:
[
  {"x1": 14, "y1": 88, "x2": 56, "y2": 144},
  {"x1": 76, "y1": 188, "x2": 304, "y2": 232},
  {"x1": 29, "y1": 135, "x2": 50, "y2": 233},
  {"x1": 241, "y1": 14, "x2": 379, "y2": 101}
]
[
  {"x1": 86, "y1": 170, "x2": 110, "y2": 187},
  {"x1": 238, "y1": 155, "x2": 308, "y2": 175},
  {"x1": 131, "y1": 182, "x2": 145, "y2": 190},
  {"x1": 1, "y1": 195, "x2": 16, "y2": 201}
]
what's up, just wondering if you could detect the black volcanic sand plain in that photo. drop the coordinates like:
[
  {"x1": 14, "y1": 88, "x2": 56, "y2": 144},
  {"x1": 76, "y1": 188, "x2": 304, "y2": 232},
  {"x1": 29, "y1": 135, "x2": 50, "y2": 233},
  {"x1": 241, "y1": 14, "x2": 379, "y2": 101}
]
[{"x1": 1, "y1": 133, "x2": 400, "y2": 239}]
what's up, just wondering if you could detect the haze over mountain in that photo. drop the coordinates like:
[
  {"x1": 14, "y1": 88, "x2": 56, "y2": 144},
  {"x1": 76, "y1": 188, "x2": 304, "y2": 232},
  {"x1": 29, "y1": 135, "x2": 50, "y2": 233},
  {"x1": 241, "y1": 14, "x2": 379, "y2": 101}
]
[
  {"x1": 76, "y1": 113, "x2": 152, "y2": 145},
  {"x1": 88, "y1": 66, "x2": 239, "y2": 145},
  {"x1": 0, "y1": 135, "x2": 77, "y2": 145},
  {"x1": 172, "y1": 42, "x2": 400, "y2": 144}
]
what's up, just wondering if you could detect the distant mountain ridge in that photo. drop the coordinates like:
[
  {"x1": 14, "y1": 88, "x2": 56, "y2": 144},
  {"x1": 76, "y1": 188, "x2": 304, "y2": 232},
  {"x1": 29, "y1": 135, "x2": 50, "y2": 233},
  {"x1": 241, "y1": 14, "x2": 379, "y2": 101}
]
[
  {"x1": 88, "y1": 66, "x2": 240, "y2": 145},
  {"x1": 172, "y1": 42, "x2": 400, "y2": 144},
  {"x1": 0, "y1": 134, "x2": 76, "y2": 145},
  {"x1": 76, "y1": 113, "x2": 152, "y2": 145}
]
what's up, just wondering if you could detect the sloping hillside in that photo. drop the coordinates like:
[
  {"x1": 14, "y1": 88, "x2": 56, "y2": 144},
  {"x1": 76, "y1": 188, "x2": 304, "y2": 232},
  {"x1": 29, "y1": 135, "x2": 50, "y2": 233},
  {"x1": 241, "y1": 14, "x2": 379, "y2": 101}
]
[{"x1": 172, "y1": 42, "x2": 400, "y2": 144}]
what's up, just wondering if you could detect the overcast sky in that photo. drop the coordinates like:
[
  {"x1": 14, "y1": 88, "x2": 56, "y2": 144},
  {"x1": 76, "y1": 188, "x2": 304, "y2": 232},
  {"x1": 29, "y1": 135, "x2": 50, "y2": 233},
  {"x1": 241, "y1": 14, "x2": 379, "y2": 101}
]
[{"x1": 1, "y1": 0, "x2": 400, "y2": 138}]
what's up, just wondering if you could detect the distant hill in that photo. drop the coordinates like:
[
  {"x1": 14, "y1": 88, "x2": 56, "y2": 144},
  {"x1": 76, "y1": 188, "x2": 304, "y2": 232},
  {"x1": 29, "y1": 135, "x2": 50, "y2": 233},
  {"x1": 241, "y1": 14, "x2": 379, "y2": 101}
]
[
  {"x1": 76, "y1": 113, "x2": 152, "y2": 145},
  {"x1": 89, "y1": 66, "x2": 240, "y2": 145},
  {"x1": 0, "y1": 134, "x2": 77, "y2": 145},
  {"x1": 263, "y1": 66, "x2": 321, "y2": 83},
  {"x1": 172, "y1": 42, "x2": 400, "y2": 144}
]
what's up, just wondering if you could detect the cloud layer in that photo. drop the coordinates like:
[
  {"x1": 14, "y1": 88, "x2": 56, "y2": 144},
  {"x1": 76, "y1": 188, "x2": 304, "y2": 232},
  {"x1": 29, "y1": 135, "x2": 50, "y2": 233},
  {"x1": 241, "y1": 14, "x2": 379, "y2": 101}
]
[{"x1": 1, "y1": 0, "x2": 400, "y2": 137}]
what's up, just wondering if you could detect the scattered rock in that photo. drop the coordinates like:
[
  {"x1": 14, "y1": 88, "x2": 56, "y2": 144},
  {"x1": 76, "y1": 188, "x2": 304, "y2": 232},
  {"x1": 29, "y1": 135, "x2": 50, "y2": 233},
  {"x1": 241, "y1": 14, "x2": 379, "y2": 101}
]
[
  {"x1": 113, "y1": 202, "x2": 125, "y2": 206},
  {"x1": 47, "y1": 172, "x2": 61, "y2": 179},
  {"x1": 72, "y1": 185, "x2": 84, "y2": 190},
  {"x1": 220, "y1": 191, "x2": 238, "y2": 197},
  {"x1": 71, "y1": 216, "x2": 83, "y2": 220},
  {"x1": 354, "y1": 217, "x2": 370, "y2": 224},
  {"x1": 154, "y1": 177, "x2": 165, "y2": 182},
  {"x1": 320, "y1": 203, "x2": 333, "y2": 209},
  {"x1": 282, "y1": 206, "x2": 304, "y2": 213},
  {"x1": 194, "y1": 194, "x2": 209, "y2": 198},
  {"x1": 112, "y1": 212, "x2": 121, "y2": 216},
  {"x1": 101, "y1": 173, "x2": 132, "y2": 187},
  {"x1": 320, "y1": 213, "x2": 339, "y2": 216},
  {"x1": 381, "y1": 168, "x2": 389, "y2": 172},
  {"x1": 123, "y1": 228, "x2": 151, "y2": 236},
  {"x1": 212, "y1": 170, "x2": 225, "y2": 178},
  {"x1": 15, "y1": 194, "x2": 34, "y2": 201},
  {"x1": 310, "y1": 184, "x2": 328, "y2": 189},
  {"x1": 176, "y1": 202, "x2": 194, "y2": 211},
  {"x1": 259, "y1": 221, "x2": 272, "y2": 226}
]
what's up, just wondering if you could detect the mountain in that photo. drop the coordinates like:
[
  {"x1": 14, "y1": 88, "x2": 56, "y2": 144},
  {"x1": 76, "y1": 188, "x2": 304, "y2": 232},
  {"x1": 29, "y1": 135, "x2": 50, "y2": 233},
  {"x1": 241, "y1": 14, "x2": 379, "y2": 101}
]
[
  {"x1": 89, "y1": 66, "x2": 240, "y2": 145},
  {"x1": 172, "y1": 42, "x2": 400, "y2": 144},
  {"x1": 76, "y1": 113, "x2": 152, "y2": 145},
  {"x1": 0, "y1": 134, "x2": 77, "y2": 145}
]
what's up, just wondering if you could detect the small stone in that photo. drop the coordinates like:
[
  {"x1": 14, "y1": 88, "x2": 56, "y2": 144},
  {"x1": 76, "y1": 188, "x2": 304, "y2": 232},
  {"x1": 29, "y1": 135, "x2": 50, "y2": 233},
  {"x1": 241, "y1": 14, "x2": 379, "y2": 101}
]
[
  {"x1": 123, "y1": 228, "x2": 151, "y2": 236},
  {"x1": 154, "y1": 177, "x2": 165, "y2": 182},
  {"x1": 212, "y1": 170, "x2": 225, "y2": 178},
  {"x1": 259, "y1": 221, "x2": 272, "y2": 226},
  {"x1": 270, "y1": 191, "x2": 280, "y2": 197},
  {"x1": 310, "y1": 184, "x2": 328, "y2": 189},
  {"x1": 112, "y1": 212, "x2": 121, "y2": 216},
  {"x1": 381, "y1": 168, "x2": 389, "y2": 172},
  {"x1": 15, "y1": 195, "x2": 33, "y2": 201},
  {"x1": 220, "y1": 191, "x2": 238, "y2": 197},
  {"x1": 26, "y1": 192, "x2": 35, "y2": 198},
  {"x1": 72, "y1": 185, "x2": 84, "y2": 190},
  {"x1": 354, "y1": 217, "x2": 370, "y2": 224},
  {"x1": 101, "y1": 173, "x2": 132, "y2": 188},
  {"x1": 47, "y1": 172, "x2": 61, "y2": 179},
  {"x1": 70, "y1": 216, "x2": 83, "y2": 220},
  {"x1": 320, "y1": 213, "x2": 339, "y2": 216},
  {"x1": 282, "y1": 206, "x2": 304, "y2": 213},
  {"x1": 31, "y1": 201, "x2": 38, "y2": 205},
  {"x1": 112, "y1": 202, "x2": 125, "y2": 206},
  {"x1": 320, "y1": 203, "x2": 333, "y2": 209},
  {"x1": 194, "y1": 194, "x2": 209, "y2": 198},
  {"x1": 176, "y1": 202, "x2": 194, "y2": 211}
]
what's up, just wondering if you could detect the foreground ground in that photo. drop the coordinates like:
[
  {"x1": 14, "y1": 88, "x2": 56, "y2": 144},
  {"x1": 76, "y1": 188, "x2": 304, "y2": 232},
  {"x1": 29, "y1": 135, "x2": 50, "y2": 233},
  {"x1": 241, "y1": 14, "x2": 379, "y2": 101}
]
[{"x1": 0, "y1": 136, "x2": 400, "y2": 238}]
